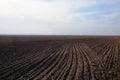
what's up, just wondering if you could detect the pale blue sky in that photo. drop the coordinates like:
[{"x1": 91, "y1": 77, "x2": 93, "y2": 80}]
[{"x1": 0, "y1": 0, "x2": 120, "y2": 35}]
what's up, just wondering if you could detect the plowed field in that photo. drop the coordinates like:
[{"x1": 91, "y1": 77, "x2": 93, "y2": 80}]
[{"x1": 0, "y1": 36, "x2": 119, "y2": 80}]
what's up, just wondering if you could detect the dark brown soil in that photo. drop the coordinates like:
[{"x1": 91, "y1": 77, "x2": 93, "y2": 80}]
[{"x1": 0, "y1": 36, "x2": 119, "y2": 80}]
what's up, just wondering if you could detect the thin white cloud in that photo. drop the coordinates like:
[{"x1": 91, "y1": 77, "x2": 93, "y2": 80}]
[
  {"x1": 0, "y1": 0, "x2": 97, "y2": 18},
  {"x1": 0, "y1": 0, "x2": 119, "y2": 35}
]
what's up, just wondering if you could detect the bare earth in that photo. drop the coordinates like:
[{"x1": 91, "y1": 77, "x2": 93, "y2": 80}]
[{"x1": 0, "y1": 36, "x2": 120, "y2": 80}]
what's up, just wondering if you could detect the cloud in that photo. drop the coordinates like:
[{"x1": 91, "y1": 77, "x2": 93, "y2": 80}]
[
  {"x1": 0, "y1": 0, "x2": 97, "y2": 19},
  {"x1": 0, "y1": 0, "x2": 120, "y2": 35}
]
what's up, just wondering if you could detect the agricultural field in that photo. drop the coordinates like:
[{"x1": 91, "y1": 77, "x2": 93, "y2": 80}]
[{"x1": 0, "y1": 36, "x2": 119, "y2": 80}]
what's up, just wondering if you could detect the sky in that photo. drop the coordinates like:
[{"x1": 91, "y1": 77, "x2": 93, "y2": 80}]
[{"x1": 0, "y1": 0, "x2": 120, "y2": 35}]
